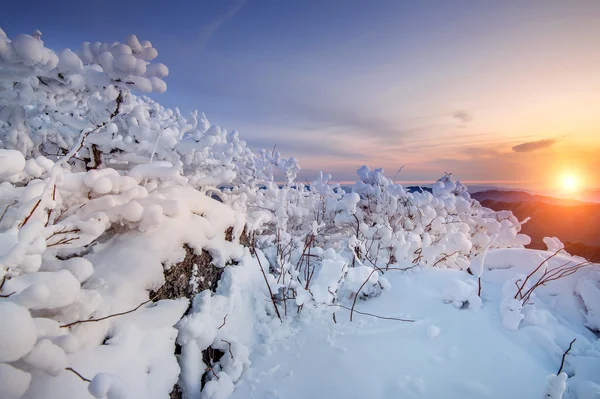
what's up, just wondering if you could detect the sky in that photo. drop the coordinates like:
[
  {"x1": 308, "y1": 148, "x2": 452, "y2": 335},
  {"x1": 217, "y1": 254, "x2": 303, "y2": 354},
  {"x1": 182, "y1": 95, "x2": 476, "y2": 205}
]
[{"x1": 3, "y1": 0, "x2": 600, "y2": 193}]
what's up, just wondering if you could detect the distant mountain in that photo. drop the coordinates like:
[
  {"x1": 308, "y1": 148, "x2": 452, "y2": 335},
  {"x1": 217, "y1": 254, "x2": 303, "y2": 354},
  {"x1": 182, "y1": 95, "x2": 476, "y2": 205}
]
[
  {"x1": 471, "y1": 189, "x2": 585, "y2": 206},
  {"x1": 472, "y1": 190, "x2": 600, "y2": 262}
]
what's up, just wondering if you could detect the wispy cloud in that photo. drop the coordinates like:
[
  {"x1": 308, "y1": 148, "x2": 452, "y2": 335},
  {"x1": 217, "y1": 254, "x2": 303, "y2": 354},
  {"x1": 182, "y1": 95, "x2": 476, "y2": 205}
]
[
  {"x1": 452, "y1": 110, "x2": 473, "y2": 124},
  {"x1": 196, "y1": 0, "x2": 246, "y2": 48},
  {"x1": 512, "y1": 138, "x2": 557, "y2": 153}
]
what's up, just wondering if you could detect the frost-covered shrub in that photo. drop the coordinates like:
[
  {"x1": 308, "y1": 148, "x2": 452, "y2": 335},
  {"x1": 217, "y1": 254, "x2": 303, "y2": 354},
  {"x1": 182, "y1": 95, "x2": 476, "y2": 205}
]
[
  {"x1": 1, "y1": 27, "x2": 575, "y2": 399},
  {"x1": 0, "y1": 29, "x2": 168, "y2": 163},
  {"x1": 229, "y1": 166, "x2": 532, "y2": 317},
  {"x1": 0, "y1": 28, "x2": 299, "y2": 189}
]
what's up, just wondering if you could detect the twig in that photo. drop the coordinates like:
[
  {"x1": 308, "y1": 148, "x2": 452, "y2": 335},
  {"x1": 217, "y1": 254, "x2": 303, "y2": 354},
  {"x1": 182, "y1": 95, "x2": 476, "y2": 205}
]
[
  {"x1": 47, "y1": 236, "x2": 80, "y2": 247},
  {"x1": 0, "y1": 201, "x2": 17, "y2": 223},
  {"x1": 432, "y1": 251, "x2": 460, "y2": 268},
  {"x1": 350, "y1": 268, "x2": 378, "y2": 322},
  {"x1": 557, "y1": 338, "x2": 576, "y2": 375},
  {"x1": 65, "y1": 367, "x2": 91, "y2": 383},
  {"x1": 205, "y1": 366, "x2": 219, "y2": 380},
  {"x1": 385, "y1": 265, "x2": 419, "y2": 272},
  {"x1": 221, "y1": 339, "x2": 234, "y2": 360},
  {"x1": 250, "y1": 235, "x2": 282, "y2": 322},
  {"x1": 218, "y1": 314, "x2": 228, "y2": 330},
  {"x1": 0, "y1": 275, "x2": 7, "y2": 292},
  {"x1": 19, "y1": 199, "x2": 41, "y2": 228},
  {"x1": 330, "y1": 304, "x2": 415, "y2": 322},
  {"x1": 65, "y1": 90, "x2": 123, "y2": 165},
  {"x1": 61, "y1": 297, "x2": 155, "y2": 328},
  {"x1": 392, "y1": 166, "x2": 405, "y2": 184},
  {"x1": 45, "y1": 185, "x2": 57, "y2": 227},
  {"x1": 46, "y1": 228, "x2": 81, "y2": 240},
  {"x1": 514, "y1": 248, "x2": 563, "y2": 300}
]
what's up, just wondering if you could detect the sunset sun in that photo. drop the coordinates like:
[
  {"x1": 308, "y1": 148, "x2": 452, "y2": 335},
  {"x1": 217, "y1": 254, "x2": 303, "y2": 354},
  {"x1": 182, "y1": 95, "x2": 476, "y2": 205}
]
[{"x1": 560, "y1": 173, "x2": 580, "y2": 192}]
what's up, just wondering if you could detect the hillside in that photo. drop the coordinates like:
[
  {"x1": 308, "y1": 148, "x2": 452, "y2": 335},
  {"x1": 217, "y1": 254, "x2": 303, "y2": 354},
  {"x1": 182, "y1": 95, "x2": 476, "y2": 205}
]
[{"x1": 472, "y1": 191, "x2": 600, "y2": 262}]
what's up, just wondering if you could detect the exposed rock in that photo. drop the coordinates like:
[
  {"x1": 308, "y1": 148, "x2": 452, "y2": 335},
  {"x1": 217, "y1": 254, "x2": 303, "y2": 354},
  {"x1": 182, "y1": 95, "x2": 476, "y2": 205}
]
[
  {"x1": 158, "y1": 226, "x2": 250, "y2": 399},
  {"x1": 153, "y1": 243, "x2": 221, "y2": 399},
  {"x1": 152, "y1": 244, "x2": 221, "y2": 303}
]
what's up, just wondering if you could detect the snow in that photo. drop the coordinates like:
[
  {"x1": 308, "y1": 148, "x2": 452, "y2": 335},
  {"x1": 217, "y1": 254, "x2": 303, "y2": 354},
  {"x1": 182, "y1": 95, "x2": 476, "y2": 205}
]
[
  {"x1": 442, "y1": 279, "x2": 479, "y2": 309},
  {"x1": 0, "y1": 27, "x2": 598, "y2": 399},
  {"x1": 426, "y1": 324, "x2": 441, "y2": 338},
  {"x1": 88, "y1": 373, "x2": 128, "y2": 399},
  {"x1": 0, "y1": 302, "x2": 37, "y2": 362},
  {"x1": 0, "y1": 363, "x2": 32, "y2": 399},
  {"x1": 0, "y1": 149, "x2": 26, "y2": 179},
  {"x1": 22, "y1": 339, "x2": 68, "y2": 376},
  {"x1": 575, "y1": 274, "x2": 600, "y2": 331},
  {"x1": 228, "y1": 269, "x2": 559, "y2": 399},
  {"x1": 544, "y1": 373, "x2": 568, "y2": 399}
]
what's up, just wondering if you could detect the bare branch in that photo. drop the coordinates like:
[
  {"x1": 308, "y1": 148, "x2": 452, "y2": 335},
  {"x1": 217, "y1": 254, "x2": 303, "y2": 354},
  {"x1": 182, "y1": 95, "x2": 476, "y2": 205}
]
[
  {"x1": 514, "y1": 248, "x2": 564, "y2": 300},
  {"x1": 330, "y1": 304, "x2": 415, "y2": 322},
  {"x1": 350, "y1": 268, "x2": 378, "y2": 322},
  {"x1": 432, "y1": 251, "x2": 461, "y2": 268},
  {"x1": 557, "y1": 338, "x2": 576, "y2": 375},
  {"x1": 19, "y1": 199, "x2": 41, "y2": 228},
  {"x1": 45, "y1": 185, "x2": 57, "y2": 227},
  {"x1": 221, "y1": 339, "x2": 234, "y2": 360},
  {"x1": 61, "y1": 297, "x2": 155, "y2": 328},
  {"x1": 65, "y1": 367, "x2": 91, "y2": 383},
  {"x1": 250, "y1": 234, "x2": 282, "y2": 322},
  {"x1": 218, "y1": 314, "x2": 228, "y2": 330},
  {"x1": 0, "y1": 275, "x2": 7, "y2": 292},
  {"x1": 0, "y1": 201, "x2": 17, "y2": 223}
]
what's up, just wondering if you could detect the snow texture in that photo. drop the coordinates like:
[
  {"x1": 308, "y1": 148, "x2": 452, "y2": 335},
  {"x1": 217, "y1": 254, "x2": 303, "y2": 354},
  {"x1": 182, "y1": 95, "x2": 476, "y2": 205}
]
[{"x1": 0, "y1": 28, "x2": 598, "y2": 399}]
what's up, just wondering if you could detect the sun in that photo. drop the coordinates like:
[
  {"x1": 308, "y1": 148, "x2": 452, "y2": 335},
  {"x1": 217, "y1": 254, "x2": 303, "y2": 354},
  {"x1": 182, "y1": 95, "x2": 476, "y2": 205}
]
[{"x1": 560, "y1": 173, "x2": 580, "y2": 192}]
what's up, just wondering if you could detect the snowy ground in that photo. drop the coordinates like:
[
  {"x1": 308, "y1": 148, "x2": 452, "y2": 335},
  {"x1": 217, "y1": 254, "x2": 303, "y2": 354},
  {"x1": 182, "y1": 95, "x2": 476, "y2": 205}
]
[
  {"x1": 230, "y1": 263, "x2": 598, "y2": 399},
  {"x1": 1, "y1": 29, "x2": 599, "y2": 399}
]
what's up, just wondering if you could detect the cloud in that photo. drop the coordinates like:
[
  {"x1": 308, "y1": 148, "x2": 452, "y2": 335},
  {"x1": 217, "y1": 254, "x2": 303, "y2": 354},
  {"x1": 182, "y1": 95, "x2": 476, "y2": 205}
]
[
  {"x1": 452, "y1": 110, "x2": 472, "y2": 124},
  {"x1": 196, "y1": 0, "x2": 246, "y2": 48},
  {"x1": 512, "y1": 138, "x2": 557, "y2": 153}
]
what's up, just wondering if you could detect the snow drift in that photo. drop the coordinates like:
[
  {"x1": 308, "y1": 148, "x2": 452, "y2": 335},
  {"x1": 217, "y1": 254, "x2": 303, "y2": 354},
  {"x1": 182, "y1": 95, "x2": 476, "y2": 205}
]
[{"x1": 0, "y1": 28, "x2": 598, "y2": 399}]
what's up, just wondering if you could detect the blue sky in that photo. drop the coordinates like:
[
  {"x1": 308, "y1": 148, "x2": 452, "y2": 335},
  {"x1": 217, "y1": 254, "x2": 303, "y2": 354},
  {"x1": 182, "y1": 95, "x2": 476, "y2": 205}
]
[{"x1": 3, "y1": 1, "x2": 600, "y2": 188}]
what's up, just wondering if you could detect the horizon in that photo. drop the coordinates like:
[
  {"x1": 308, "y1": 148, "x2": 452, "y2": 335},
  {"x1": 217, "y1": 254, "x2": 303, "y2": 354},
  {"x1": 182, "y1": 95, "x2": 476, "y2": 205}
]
[{"x1": 3, "y1": 0, "x2": 600, "y2": 194}]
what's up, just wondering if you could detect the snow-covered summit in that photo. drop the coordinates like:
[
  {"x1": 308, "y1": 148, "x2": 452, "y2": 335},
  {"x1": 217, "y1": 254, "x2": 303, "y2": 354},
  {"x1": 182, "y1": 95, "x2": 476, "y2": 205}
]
[{"x1": 0, "y1": 29, "x2": 598, "y2": 399}]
